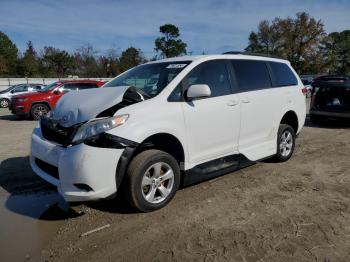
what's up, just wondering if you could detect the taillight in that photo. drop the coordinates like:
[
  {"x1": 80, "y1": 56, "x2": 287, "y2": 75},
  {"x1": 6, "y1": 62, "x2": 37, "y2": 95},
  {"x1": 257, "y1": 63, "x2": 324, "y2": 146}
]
[{"x1": 301, "y1": 87, "x2": 308, "y2": 95}]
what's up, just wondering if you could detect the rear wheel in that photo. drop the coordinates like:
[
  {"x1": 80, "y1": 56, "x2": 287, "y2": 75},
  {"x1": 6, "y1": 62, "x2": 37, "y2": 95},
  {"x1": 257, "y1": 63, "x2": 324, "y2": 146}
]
[
  {"x1": 0, "y1": 98, "x2": 10, "y2": 108},
  {"x1": 123, "y1": 149, "x2": 180, "y2": 212},
  {"x1": 274, "y1": 124, "x2": 296, "y2": 162},
  {"x1": 30, "y1": 104, "x2": 49, "y2": 120}
]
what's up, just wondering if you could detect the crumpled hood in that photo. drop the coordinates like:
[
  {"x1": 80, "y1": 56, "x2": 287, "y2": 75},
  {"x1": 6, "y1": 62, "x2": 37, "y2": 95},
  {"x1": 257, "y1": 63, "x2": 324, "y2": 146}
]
[{"x1": 51, "y1": 86, "x2": 130, "y2": 127}]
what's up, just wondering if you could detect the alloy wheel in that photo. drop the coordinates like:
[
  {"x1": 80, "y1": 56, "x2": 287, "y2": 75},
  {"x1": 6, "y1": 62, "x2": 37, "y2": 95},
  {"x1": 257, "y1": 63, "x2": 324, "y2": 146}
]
[
  {"x1": 280, "y1": 130, "x2": 293, "y2": 157},
  {"x1": 141, "y1": 162, "x2": 175, "y2": 204}
]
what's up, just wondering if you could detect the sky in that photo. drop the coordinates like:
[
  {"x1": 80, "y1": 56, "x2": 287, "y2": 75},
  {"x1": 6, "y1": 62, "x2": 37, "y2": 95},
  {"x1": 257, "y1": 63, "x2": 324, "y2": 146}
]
[{"x1": 0, "y1": 0, "x2": 349, "y2": 58}]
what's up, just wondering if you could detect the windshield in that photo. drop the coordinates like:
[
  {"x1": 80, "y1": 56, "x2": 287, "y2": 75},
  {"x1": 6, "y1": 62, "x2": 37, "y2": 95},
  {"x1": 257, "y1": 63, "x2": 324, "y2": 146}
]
[
  {"x1": 104, "y1": 61, "x2": 191, "y2": 97},
  {"x1": 39, "y1": 82, "x2": 61, "y2": 92}
]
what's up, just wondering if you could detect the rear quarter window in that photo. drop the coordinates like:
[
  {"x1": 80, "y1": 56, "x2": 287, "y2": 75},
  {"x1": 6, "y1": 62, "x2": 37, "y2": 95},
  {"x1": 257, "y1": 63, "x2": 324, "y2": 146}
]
[
  {"x1": 269, "y1": 62, "x2": 298, "y2": 87},
  {"x1": 231, "y1": 60, "x2": 271, "y2": 92}
]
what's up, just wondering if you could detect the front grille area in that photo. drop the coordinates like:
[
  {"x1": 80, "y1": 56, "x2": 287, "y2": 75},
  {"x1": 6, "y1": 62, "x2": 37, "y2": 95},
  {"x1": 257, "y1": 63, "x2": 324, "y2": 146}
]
[
  {"x1": 35, "y1": 158, "x2": 59, "y2": 180},
  {"x1": 40, "y1": 117, "x2": 77, "y2": 146}
]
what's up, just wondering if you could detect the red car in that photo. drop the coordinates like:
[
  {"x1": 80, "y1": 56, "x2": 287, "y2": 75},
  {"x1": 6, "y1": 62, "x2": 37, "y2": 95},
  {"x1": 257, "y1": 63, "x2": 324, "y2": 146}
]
[{"x1": 10, "y1": 80, "x2": 104, "y2": 120}]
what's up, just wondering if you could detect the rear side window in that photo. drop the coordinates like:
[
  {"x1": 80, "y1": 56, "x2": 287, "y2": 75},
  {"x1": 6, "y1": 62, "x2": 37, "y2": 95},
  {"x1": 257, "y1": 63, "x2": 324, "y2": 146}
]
[
  {"x1": 63, "y1": 83, "x2": 98, "y2": 91},
  {"x1": 231, "y1": 60, "x2": 271, "y2": 91},
  {"x1": 185, "y1": 60, "x2": 232, "y2": 97},
  {"x1": 269, "y1": 62, "x2": 298, "y2": 87},
  {"x1": 63, "y1": 83, "x2": 80, "y2": 91}
]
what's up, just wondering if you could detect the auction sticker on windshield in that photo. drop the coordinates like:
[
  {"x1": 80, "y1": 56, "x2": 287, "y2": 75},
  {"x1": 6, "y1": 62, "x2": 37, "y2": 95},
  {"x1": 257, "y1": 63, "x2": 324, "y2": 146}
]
[{"x1": 166, "y1": 64, "x2": 187, "y2": 69}]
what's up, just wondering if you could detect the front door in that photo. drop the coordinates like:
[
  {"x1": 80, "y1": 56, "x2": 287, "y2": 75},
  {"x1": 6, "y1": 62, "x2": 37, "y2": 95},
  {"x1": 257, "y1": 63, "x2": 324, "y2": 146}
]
[{"x1": 181, "y1": 60, "x2": 240, "y2": 167}]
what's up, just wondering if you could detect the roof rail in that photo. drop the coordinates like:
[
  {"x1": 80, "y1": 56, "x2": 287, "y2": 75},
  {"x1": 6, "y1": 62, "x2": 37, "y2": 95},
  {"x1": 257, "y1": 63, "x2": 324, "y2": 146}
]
[{"x1": 222, "y1": 51, "x2": 282, "y2": 59}]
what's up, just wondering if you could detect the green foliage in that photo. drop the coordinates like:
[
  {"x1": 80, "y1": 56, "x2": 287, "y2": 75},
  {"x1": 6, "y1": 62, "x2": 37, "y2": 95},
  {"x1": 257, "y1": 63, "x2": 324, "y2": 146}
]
[
  {"x1": 73, "y1": 44, "x2": 100, "y2": 77},
  {"x1": 41, "y1": 46, "x2": 75, "y2": 77},
  {"x1": 119, "y1": 47, "x2": 146, "y2": 71},
  {"x1": 0, "y1": 31, "x2": 19, "y2": 76},
  {"x1": 18, "y1": 41, "x2": 40, "y2": 76},
  {"x1": 245, "y1": 12, "x2": 326, "y2": 74},
  {"x1": 321, "y1": 30, "x2": 350, "y2": 75},
  {"x1": 155, "y1": 24, "x2": 187, "y2": 58}
]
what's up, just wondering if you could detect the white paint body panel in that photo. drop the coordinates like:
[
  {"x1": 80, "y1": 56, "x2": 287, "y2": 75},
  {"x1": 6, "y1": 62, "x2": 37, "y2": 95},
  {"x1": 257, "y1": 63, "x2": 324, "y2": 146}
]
[{"x1": 30, "y1": 54, "x2": 306, "y2": 202}]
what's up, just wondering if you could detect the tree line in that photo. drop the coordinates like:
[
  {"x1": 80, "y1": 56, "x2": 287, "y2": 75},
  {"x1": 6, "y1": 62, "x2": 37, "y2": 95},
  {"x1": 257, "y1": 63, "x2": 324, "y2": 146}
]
[{"x1": 0, "y1": 13, "x2": 349, "y2": 78}]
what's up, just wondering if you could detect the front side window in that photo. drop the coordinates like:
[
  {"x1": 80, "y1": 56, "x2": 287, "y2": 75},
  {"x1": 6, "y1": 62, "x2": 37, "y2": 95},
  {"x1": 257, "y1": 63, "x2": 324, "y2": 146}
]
[
  {"x1": 231, "y1": 60, "x2": 271, "y2": 91},
  {"x1": 104, "y1": 62, "x2": 191, "y2": 97},
  {"x1": 184, "y1": 60, "x2": 232, "y2": 97},
  {"x1": 269, "y1": 62, "x2": 298, "y2": 87},
  {"x1": 13, "y1": 85, "x2": 29, "y2": 93}
]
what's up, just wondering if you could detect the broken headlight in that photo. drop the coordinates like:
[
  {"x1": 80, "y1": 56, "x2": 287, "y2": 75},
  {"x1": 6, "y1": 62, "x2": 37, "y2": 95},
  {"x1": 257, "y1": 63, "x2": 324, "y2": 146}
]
[{"x1": 72, "y1": 114, "x2": 129, "y2": 144}]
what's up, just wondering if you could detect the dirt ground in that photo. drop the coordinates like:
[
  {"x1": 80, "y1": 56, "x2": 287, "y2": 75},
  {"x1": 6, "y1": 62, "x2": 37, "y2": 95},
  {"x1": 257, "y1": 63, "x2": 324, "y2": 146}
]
[{"x1": 0, "y1": 105, "x2": 350, "y2": 262}]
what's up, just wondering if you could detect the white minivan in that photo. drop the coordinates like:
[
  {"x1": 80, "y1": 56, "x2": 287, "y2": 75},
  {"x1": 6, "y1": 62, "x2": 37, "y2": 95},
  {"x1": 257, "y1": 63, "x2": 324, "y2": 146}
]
[{"x1": 30, "y1": 54, "x2": 306, "y2": 212}]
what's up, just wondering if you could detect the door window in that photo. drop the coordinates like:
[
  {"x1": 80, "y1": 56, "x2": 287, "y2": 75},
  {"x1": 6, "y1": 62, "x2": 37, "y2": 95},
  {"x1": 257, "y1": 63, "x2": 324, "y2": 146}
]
[
  {"x1": 185, "y1": 61, "x2": 232, "y2": 97},
  {"x1": 231, "y1": 60, "x2": 271, "y2": 92}
]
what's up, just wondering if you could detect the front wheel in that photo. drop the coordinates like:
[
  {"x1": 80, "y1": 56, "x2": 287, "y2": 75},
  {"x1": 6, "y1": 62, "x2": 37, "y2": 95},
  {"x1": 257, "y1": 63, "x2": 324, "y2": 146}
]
[
  {"x1": 123, "y1": 149, "x2": 180, "y2": 212},
  {"x1": 0, "y1": 98, "x2": 10, "y2": 108},
  {"x1": 30, "y1": 104, "x2": 49, "y2": 120},
  {"x1": 273, "y1": 124, "x2": 296, "y2": 162}
]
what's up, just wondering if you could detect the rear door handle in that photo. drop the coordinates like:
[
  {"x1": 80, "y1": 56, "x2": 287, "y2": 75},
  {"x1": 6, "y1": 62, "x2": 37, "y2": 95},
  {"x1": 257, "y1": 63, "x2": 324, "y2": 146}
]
[
  {"x1": 227, "y1": 100, "x2": 239, "y2": 107},
  {"x1": 241, "y1": 97, "x2": 251, "y2": 103}
]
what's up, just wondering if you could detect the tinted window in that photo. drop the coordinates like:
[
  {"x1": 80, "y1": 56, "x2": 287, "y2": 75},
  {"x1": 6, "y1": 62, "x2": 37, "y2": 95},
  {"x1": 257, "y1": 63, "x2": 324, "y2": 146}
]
[
  {"x1": 77, "y1": 83, "x2": 99, "y2": 89},
  {"x1": 269, "y1": 62, "x2": 297, "y2": 86},
  {"x1": 33, "y1": 85, "x2": 43, "y2": 90},
  {"x1": 185, "y1": 61, "x2": 231, "y2": 97},
  {"x1": 231, "y1": 60, "x2": 271, "y2": 91},
  {"x1": 63, "y1": 83, "x2": 80, "y2": 91}
]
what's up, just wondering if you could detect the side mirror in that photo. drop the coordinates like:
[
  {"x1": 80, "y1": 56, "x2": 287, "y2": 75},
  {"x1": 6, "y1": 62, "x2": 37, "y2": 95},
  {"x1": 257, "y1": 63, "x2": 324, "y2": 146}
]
[
  {"x1": 10, "y1": 90, "x2": 15, "y2": 94},
  {"x1": 187, "y1": 84, "x2": 211, "y2": 99}
]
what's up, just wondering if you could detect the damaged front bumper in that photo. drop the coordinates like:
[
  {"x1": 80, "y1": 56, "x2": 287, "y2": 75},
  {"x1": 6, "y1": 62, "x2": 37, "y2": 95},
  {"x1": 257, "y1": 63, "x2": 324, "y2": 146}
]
[{"x1": 30, "y1": 126, "x2": 136, "y2": 202}]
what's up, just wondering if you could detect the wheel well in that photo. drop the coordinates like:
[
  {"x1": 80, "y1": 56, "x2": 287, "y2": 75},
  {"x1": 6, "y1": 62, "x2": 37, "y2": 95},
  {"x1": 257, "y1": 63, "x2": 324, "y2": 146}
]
[
  {"x1": 136, "y1": 133, "x2": 185, "y2": 167},
  {"x1": 31, "y1": 101, "x2": 51, "y2": 110},
  {"x1": 280, "y1": 111, "x2": 298, "y2": 133}
]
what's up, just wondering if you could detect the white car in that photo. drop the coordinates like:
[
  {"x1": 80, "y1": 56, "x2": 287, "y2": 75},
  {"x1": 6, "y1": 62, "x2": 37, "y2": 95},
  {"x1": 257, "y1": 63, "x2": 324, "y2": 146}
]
[
  {"x1": 0, "y1": 84, "x2": 45, "y2": 108},
  {"x1": 30, "y1": 54, "x2": 306, "y2": 212}
]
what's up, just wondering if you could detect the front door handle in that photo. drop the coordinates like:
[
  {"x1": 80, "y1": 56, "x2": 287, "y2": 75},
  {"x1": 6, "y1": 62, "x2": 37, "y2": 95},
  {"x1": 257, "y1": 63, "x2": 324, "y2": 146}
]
[{"x1": 241, "y1": 97, "x2": 251, "y2": 103}]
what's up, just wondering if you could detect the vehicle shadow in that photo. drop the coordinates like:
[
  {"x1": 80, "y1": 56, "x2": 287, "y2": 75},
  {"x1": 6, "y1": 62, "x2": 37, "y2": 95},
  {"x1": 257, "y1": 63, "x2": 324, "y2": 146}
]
[
  {"x1": 85, "y1": 194, "x2": 139, "y2": 214},
  {"x1": 304, "y1": 114, "x2": 350, "y2": 129},
  {"x1": 0, "y1": 113, "x2": 28, "y2": 121},
  {"x1": 0, "y1": 156, "x2": 82, "y2": 220}
]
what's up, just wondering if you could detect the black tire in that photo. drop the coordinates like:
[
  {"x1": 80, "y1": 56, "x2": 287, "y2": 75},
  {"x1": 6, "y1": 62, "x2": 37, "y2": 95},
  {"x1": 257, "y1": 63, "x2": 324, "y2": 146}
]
[
  {"x1": 30, "y1": 103, "x2": 49, "y2": 120},
  {"x1": 310, "y1": 114, "x2": 324, "y2": 125},
  {"x1": 123, "y1": 149, "x2": 180, "y2": 212},
  {"x1": 0, "y1": 98, "x2": 10, "y2": 108},
  {"x1": 273, "y1": 124, "x2": 296, "y2": 162}
]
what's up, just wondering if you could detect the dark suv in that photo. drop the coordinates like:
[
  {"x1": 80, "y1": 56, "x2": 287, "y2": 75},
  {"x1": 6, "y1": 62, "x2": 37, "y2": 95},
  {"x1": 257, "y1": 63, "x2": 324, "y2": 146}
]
[{"x1": 310, "y1": 75, "x2": 350, "y2": 123}]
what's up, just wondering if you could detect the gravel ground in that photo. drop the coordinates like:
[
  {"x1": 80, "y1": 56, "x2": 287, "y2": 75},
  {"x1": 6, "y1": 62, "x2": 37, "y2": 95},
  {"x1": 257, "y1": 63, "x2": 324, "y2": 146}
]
[{"x1": 0, "y1": 106, "x2": 350, "y2": 262}]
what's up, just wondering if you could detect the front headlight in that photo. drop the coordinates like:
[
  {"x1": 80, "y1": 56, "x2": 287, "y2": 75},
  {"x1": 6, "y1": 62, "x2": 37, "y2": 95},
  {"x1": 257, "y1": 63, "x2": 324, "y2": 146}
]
[
  {"x1": 17, "y1": 98, "x2": 27, "y2": 102},
  {"x1": 72, "y1": 114, "x2": 129, "y2": 144}
]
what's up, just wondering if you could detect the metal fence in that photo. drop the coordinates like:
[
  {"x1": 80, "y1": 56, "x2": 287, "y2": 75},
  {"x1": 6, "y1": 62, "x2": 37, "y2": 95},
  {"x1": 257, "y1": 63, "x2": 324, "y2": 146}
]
[{"x1": 0, "y1": 77, "x2": 112, "y2": 91}]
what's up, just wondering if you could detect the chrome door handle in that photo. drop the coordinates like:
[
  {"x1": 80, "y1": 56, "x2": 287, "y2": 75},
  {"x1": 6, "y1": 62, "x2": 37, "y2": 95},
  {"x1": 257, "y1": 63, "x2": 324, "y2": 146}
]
[{"x1": 241, "y1": 97, "x2": 250, "y2": 103}]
